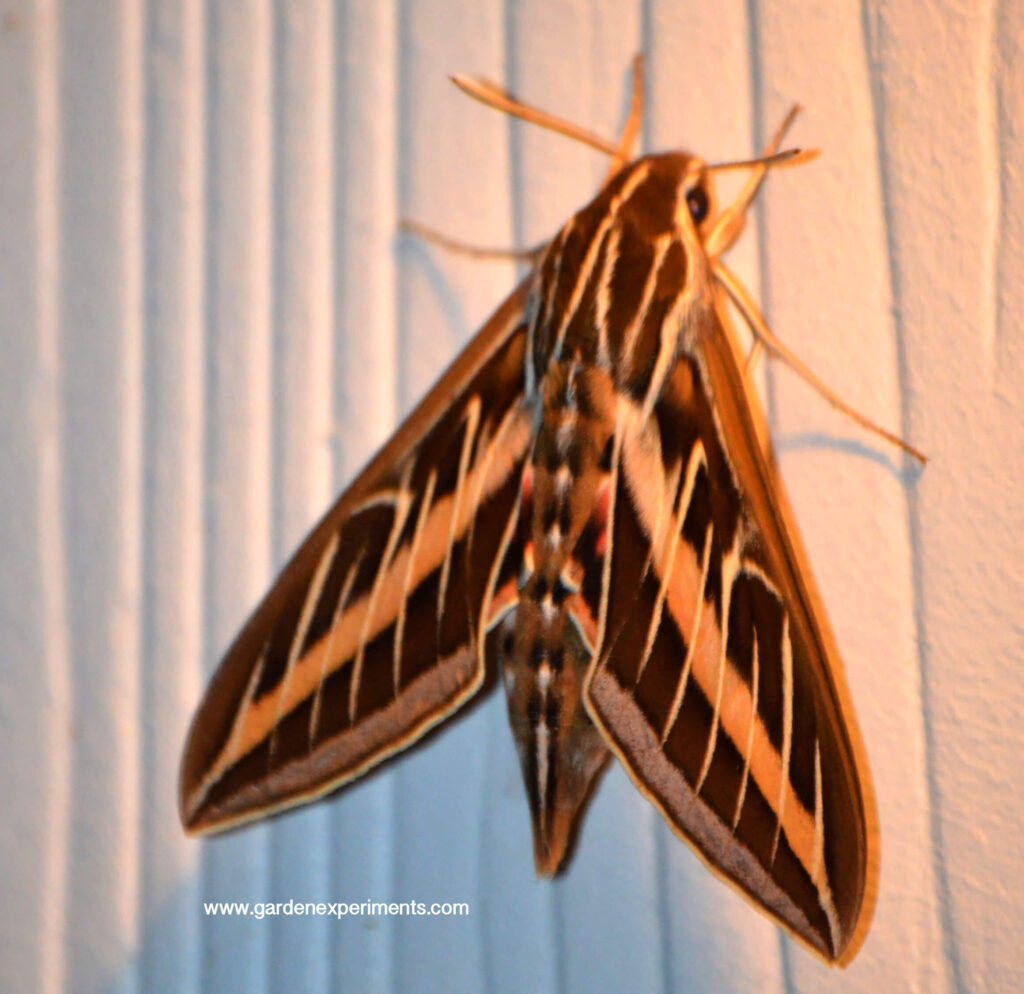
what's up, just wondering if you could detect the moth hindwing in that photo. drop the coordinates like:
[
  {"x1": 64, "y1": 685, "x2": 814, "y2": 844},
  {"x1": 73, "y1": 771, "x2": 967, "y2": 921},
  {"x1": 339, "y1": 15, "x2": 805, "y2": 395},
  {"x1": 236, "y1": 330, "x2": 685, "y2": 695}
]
[{"x1": 181, "y1": 80, "x2": 878, "y2": 968}]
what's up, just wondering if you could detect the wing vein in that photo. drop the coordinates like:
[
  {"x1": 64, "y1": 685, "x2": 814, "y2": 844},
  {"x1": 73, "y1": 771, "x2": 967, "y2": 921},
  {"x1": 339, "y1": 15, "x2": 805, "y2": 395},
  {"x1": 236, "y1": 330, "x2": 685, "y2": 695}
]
[
  {"x1": 394, "y1": 468, "x2": 438, "y2": 695},
  {"x1": 437, "y1": 397, "x2": 482, "y2": 627},
  {"x1": 269, "y1": 531, "x2": 341, "y2": 760},
  {"x1": 770, "y1": 614, "x2": 794, "y2": 865},
  {"x1": 811, "y1": 737, "x2": 823, "y2": 881},
  {"x1": 595, "y1": 224, "x2": 622, "y2": 366},
  {"x1": 309, "y1": 546, "x2": 366, "y2": 747},
  {"x1": 660, "y1": 520, "x2": 714, "y2": 744},
  {"x1": 478, "y1": 490, "x2": 524, "y2": 673},
  {"x1": 349, "y1": 463, "x2": 416, "y2": 722},
  {"x1": 595, "y1": 411, "x2": 626, "y2": 658},
  {"x1": 732, "y1": 628, "x2": 760, "y2": 830},
  {"x1": 638, "y1": 440, "x2": 703, "y2": 682}
]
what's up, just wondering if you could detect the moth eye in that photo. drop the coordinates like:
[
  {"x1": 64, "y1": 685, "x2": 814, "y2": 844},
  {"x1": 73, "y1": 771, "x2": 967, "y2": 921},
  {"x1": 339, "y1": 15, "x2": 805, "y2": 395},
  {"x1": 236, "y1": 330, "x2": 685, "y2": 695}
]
[{"x1": 686, "y1": 186, "x2": 709, "y2": 224}]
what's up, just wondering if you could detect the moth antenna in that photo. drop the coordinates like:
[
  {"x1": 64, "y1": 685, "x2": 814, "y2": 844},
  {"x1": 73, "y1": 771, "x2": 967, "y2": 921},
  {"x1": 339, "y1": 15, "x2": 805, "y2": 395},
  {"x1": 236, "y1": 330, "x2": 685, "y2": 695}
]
[
  {"x1": 603, "y1": 53, "x2": 645, "y2": 181},
  {"x1": 450, "y1": 73, "x2": 618, "y2": 155},
  {"x1": 399, "y1": 218, "x2": 545, "y2": 264},
  {"x1": 408, "y1": 57, "x2": 646, "y2": 266},
  {"x1": 706, "y1": 147, "x2": 819, "y2": 173},
  {"x1": 713, "y1": 257, "x2": 929, "y2": 464},
  {"x1": 705, "y1": 104, "x2": 806, "y2": 258}
]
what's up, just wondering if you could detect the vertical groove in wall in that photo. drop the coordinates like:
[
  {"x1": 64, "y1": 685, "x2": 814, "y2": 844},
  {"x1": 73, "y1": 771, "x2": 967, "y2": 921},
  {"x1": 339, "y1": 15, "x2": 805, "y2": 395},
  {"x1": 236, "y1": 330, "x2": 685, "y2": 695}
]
[
  {"x1": 199, "y1": 1, "x2": 274, "y2": 991},
  {"x1": 989, "y1": 11, "x2": 1024, "y2": 983},
  {"x1": 745, "y1": 0, "x2": 776, "y2": 430},
  {"x1": 124, "y1": 0, "x2": 147, "y2": 987},
  {"x1": 37, "y1": 0, "x2": 70, "y2": 982},
  {"x1": 976, "y1": 0, "x2": 999, "y2": 377},
  {"x1": 652, "y1": 824, "x2": 673, "y2": 994},
  {"x1": 268, "y1": 2, "x2": 336, "y2": 580},
  {"x1": 501, "y1": 0, "x2": 525, "y2": 260},
  {"x1": 138, "y1": 0, "x2": 205, "y2": 991},
  {"x1": 394, "y1": 0, "x2": 413, "y2": 417},
  {"x1": 993, "y1": 0, "x2": 1021, "y2": 385},
  {"x1": 57, "y1": 0, "x2": 145, "y2": 990}
]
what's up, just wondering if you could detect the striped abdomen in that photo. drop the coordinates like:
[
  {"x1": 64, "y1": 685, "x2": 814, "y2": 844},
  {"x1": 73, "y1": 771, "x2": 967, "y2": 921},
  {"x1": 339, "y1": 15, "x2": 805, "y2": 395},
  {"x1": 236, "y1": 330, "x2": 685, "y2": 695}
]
[{"x1": 500, "y1": 359, "x2": 615, "y2": 874}]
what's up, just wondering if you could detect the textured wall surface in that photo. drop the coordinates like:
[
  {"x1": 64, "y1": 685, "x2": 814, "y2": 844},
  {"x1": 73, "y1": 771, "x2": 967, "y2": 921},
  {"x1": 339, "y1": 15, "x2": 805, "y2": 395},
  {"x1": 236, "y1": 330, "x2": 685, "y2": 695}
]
[{"x1": 1, "y1": 1, "x2": 1022, "y2": 992}]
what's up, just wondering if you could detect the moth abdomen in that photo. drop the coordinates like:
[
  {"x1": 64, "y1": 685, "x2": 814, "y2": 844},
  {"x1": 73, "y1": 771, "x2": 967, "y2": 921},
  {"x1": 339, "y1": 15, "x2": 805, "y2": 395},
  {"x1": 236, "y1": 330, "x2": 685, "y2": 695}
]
[{"x1": 500, "y1": 356, "x2": 620, "y2": 875}]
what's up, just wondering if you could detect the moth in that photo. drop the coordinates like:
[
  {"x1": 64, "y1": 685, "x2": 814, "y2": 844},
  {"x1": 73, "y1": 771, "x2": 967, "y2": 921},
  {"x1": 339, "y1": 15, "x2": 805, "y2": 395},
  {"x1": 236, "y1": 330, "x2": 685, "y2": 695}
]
[{"x1": 181, "y1": 61, "x2": 919, "y2": 965}]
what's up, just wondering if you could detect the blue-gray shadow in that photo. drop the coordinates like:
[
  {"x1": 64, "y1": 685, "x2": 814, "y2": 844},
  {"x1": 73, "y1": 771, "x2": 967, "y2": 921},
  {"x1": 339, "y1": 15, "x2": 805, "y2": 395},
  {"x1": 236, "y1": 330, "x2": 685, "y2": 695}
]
[{"x1": 773, "y1": 430, "x2": 927, "y2": 485}]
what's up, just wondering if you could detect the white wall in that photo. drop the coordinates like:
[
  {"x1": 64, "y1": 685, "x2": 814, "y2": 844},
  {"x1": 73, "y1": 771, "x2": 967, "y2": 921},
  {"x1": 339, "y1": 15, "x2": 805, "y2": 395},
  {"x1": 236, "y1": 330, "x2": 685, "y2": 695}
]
[{"x1": 1, "y1": 1, "x2": 1021, "y2": 992}]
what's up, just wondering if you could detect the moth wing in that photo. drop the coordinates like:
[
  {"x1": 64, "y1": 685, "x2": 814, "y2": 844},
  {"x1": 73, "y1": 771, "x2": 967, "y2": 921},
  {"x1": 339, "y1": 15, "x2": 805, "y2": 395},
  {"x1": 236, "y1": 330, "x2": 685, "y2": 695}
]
[
  {"x1": 180, "y1": 283, "x2": 533, "y2": 834},
  {"x1": 581, "y1": 309, "x2": 877, "y2": 964}
]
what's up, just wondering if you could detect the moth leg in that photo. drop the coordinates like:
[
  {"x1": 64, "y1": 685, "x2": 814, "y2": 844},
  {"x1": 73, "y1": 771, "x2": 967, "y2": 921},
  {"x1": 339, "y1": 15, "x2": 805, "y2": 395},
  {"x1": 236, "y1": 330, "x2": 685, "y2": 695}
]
[
  {"x1": 399, "y1": 218, "x2": 547, "y2": 266},
  {"x1": 713, "y1": 258, "x2": 928, "y2": 464},
  {"x1": 745, "y1": 340, "x2": 764, "y2": 374}
]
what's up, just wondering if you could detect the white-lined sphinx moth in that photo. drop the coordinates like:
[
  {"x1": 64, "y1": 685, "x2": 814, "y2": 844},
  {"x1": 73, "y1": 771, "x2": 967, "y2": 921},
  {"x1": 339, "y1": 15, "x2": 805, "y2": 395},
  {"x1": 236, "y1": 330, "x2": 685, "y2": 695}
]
[{"x1": 181, "y1": 63, "x2": 902, "y2": 965}]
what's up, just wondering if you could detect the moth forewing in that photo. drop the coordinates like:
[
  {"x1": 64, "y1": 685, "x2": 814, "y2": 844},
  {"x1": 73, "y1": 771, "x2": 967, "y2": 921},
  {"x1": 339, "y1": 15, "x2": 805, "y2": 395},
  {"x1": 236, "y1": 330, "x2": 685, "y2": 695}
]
[
  {"x1": 702, "y1": 289, "x2": 880, "y2": 965},
  {"x1": 179, "y1": 282, "x2": 533, "y2": 834}
]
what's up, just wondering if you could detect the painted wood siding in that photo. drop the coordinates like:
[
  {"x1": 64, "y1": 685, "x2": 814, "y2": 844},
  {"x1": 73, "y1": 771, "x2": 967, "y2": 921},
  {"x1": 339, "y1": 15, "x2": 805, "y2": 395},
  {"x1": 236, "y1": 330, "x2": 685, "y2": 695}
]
[{"x1": 1, "y1": 2, "x2": 1020, "y2": 992}]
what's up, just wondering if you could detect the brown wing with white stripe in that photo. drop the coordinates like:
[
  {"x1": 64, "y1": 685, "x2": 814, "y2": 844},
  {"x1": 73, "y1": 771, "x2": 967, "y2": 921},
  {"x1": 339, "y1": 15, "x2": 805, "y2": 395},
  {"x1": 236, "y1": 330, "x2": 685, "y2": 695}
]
[
  {"x1": 581, "y1": 323, "x2": 877, "y2": 964},
  {"x1": 180, "y1": 284, "x2": 533, "y2": 834}
]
